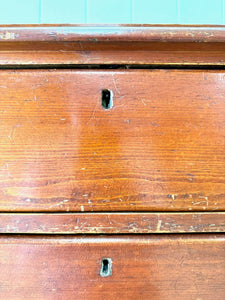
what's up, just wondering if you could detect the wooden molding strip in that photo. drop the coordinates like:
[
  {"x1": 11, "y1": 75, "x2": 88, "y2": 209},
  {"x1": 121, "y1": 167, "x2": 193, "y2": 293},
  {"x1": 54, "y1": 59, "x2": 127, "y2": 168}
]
[
  {"x1": 1, "y1": 25, "x2": 225, "y2": 65},
  {"x1": 0, "y1": 25, "x2": 225, "y2": 43},
  {"x1": 0, "y1": 212, "x2": 224, "y2": 234}
]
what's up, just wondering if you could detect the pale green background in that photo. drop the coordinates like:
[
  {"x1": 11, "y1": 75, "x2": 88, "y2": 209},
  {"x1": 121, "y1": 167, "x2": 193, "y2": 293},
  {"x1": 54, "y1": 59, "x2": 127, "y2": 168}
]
[{"x1": 0, "y1": 0, "x2": 224, "y2": 24}]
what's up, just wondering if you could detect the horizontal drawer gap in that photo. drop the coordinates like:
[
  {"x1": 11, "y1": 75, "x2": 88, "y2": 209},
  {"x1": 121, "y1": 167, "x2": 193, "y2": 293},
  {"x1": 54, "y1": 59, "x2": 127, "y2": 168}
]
[
  {"x1": 0, "y1": 232, "x2": 224, "y2": 237},
  {"x1": 1, "y1": 210, "x2": 224, "y2": 214},
  {"x1": 1, "y1": 211, "x2": 225, "y2": 214},
  {"x1": 1, "y1": 64, "x2": 225, "y2": 70}
]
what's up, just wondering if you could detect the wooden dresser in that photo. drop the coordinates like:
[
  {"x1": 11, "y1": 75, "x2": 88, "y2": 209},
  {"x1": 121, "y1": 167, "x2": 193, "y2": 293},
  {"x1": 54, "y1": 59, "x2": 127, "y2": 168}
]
[{"x1": 0, "y1": 25, "x2": 224, "y2": 299}]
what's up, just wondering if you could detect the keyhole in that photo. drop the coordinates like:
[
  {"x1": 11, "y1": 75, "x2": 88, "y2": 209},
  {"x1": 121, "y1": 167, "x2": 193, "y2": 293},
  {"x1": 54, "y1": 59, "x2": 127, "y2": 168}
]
[
  {"x1": 101, "y1": 89, "x2": 113, "y2": 109},
  {"x1": 100, "y1": 258, "x2": 112, "y2": 277}
]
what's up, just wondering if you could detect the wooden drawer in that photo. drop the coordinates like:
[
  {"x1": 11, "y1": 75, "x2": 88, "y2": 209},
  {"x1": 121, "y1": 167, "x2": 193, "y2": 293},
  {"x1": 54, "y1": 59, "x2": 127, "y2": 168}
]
[
  {"x1": 0, "y1": 69, "x2": 225, "y2": 212},
  {"x1": 0, "y1": 235, "x2": 224, "y2": 300}
]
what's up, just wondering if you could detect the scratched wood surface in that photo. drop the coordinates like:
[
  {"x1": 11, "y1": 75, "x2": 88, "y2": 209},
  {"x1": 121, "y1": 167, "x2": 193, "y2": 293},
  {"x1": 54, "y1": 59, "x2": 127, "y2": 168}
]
[
  {"x1": 1, "y1": 69, "x2": 225, "y2": 212},
  {"x1": 0, "y1": 235, "x2": 224, "y2": 300},
  {"x1": 1, "y1": 25, "x2": 225, "y2": 42},
  {"x1": 1, "y1": 25, "x2": 225, "y2": 65},
  {"x1": 2, "y1": 43, "x2": 225, "y2": 66},
  {"x1": 0, "y1": 213, "x2": 224, "y2": 234},
  {"x1": 1, "y1": 43, "x2": 225, "y2": 66}
]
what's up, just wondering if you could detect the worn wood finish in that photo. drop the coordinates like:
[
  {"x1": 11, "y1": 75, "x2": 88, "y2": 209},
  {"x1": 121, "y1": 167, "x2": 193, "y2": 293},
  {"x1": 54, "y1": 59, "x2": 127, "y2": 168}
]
[
  {"x1": 2, "y1": 48, "x2": 225, "y2": 66},
  {"x1": 0, "y1": 235, "x2": 224, "y2": 300},
  {"x1": 1, "y1": 25, "x2": 225, "y2": 65},
  {"x1": 0, "y1": 212, "x2": 224, "y2": 234},
  {"x1": 1, "y1": 69, "x2": 225, "y2": 212},
  {"x1": 2, "y1": 25, "x2": 225, "y2": 42},
  {"x1": 0, "y1": 25, "x2": 225, "y2": 299}
]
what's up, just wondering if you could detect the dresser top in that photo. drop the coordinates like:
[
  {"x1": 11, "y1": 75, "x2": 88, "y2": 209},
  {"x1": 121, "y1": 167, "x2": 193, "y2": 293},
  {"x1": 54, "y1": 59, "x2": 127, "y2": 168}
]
[{"x1": 0, "y1": 24, "x2": 225, "y2": 43}]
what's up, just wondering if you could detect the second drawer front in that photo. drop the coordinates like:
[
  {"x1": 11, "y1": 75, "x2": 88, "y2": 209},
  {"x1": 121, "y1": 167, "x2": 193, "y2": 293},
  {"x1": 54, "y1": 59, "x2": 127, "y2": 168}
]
[
  {"x1": 1, "y1": 69, "x2": 225, "y2": 211},
  {"x1": 0, "y1": 235, "x2": 224, "y2": 300}
]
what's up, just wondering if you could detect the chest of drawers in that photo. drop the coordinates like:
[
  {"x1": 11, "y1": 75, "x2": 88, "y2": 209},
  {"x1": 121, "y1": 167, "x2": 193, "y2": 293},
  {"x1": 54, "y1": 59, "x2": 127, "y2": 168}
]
[{"x1": 0, "y1": 25, "x2": 224, "y2": 299}]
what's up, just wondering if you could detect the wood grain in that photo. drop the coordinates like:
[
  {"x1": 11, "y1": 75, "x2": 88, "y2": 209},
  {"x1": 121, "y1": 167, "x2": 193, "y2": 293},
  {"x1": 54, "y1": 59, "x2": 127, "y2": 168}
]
[
  {"x1": 0, "y1": 26, "x2": 224, "y2": 300},
  {"x1": 2, "y1": 49, "x2": 225, "y2": 66},
  {"x1": 0, "y1": 235, "x2": 224, "y2": 300},
  {"x1": 1, "y1": 69, "x2": 225, "y2": 212},
  {"x1": 1, "y1": 25, "x2": 225, "y2": 65},
  {"x1": 1, "y1": 25, "x2": 225, "y2": 42},
  {"x1": 0, "y1": 212, "x2": 224, "y2": 234}
]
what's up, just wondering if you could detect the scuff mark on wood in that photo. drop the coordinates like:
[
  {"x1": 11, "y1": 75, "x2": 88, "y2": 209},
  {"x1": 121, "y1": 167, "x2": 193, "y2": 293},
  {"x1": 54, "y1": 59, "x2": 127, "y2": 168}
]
[{"x1": 0, "y1": 32, "x2": 16, "y2": 40}]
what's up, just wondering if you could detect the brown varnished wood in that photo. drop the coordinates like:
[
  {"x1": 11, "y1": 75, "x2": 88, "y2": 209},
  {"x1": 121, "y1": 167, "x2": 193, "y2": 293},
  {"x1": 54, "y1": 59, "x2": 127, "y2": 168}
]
[
  {"x1": 2, "y1": 48, "x2": 225, "y2": 66},
  {"x1": 0, "y1": 25, "x2": 224, "y2": 299},
  {"x1": 0, "y1": 235, "x2": 224, "y2": 299},
  {"x1": 0, "y1": 212, "x2": 224, "y2": 234},
  {"x1": 1, "y1": 25, "x2": 225, "y2": 65},
  {"x1": 0, "y1": 69, "x2": 225, "y2": 212},
  {"x1": 1, "y1": 25, "x2": 225, "y2": 42}
]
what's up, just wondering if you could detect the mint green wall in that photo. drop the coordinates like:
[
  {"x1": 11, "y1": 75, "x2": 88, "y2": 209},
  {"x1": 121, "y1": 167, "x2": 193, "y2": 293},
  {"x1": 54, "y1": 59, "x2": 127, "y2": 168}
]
[{"x1": 0, "y1": 0, "x2": 224, "y2": 24}]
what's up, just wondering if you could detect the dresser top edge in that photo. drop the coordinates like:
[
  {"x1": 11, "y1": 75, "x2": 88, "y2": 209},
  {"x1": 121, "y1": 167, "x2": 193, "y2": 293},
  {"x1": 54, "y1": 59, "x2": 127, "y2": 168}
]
[{"x1": 1, "y1": 24, "x2": 225, "y2": 43}]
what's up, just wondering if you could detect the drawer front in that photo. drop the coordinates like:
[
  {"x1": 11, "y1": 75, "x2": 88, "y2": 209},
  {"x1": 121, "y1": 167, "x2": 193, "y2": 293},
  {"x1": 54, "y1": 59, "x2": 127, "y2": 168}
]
[
  {"x1": 0, "y1": 235, "x2": 224, "y2": 300},
  {"x1": 0, "y1": 69, "x2": 225, "y2": 212}
]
